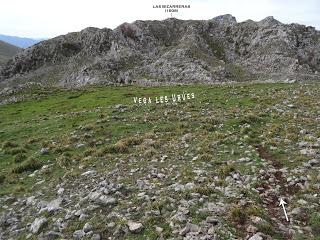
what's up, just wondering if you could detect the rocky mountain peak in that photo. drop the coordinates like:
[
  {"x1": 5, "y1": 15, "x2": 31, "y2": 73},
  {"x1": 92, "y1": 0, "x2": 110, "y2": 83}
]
[
  {"x1": 259, "y1": 16, "x2": 282, "y2": 27},
  {"x1": 0, "y1": 15, "x2": 319, "y2": 89},
  {"x1": 211, "y1": 14, "x2": 237, "y2": 24}
]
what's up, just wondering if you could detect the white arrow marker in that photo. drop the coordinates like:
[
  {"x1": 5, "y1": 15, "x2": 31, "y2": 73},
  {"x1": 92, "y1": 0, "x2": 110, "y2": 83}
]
[{"x1": 279, "y1": 198, "x2": 289, "y2": 222}]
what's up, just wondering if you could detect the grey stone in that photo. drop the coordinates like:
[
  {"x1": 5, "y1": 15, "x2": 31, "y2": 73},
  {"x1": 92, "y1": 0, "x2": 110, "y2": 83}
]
[
  {"x1": 97, "y1": 196, "x2": 117, "y2": 206},
  {"x1": 79, "y1": 213, "x2": 89, "y2": 221},
  {"x1": 127, "y1": 221, "x2": 143, "y2": 233},
  {"x1": 46, "y1": 198, "x2": 63, "y2": 212},
  {"x1": 206, "y1": 217, "x2": 219, "y2": 225},
  {"x1": 40, "y1": 148, "x2": 49, "y2": 155},
  {"x1": 73, "y1": 229, "x2": 85, "y2": 239},
  {"x1": 26, "y1": 196, "x2": 37, "y2": 206},
  {"x1": 246, "y1": 225, "x2": 258, "y2": 233},
  {"x1": 43, "y1": 231, "x2": 64, "y2": 240},
  {"x1": 179, "y1": 223, "x2": 200, "y2": 235},
  {"x1": 248, "y1": 233, "x2": 263, "y2": 240},
  {"x1": 81, "y1": 170, "x2": 96, "y2": 176},
  {"x1": 155, "y1": 226, "x2": 163, "y2": 233},
  {"x1": 0, "y1": 213, "x2": 16, "y2": 227},
  {"x1": 83, "y1": 222, "x2": 93, "y2": 233},
  {"x1": 185, "y1": 182, "x2": 195, "y2": 190},
  {"x1": 308, "y1": 159, "x2": 320, "y2": 166},
  {"x1": 57, "y1": 188, "x2": 64, "y2": 195},
  {"x1": 91, "y1": 234, "x2": 101, "y2": 240},
  {"x1": 30, "y1": 217, "x2": 47, "y2": 234}
]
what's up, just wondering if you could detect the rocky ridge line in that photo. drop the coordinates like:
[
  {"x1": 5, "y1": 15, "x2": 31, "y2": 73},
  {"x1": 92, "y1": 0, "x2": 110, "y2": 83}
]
[{"x1": 0, "y1": 14, "x2": 319, "y2": 90}]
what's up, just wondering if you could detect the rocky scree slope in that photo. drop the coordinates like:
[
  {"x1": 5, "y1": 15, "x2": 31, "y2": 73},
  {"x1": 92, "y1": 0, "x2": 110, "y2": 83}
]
[
  {"x1": 0, "y1": 83, "x2": 320, "y2": 239},
  {"x1": 0, "y1": 14, "x2": 320, "y2": 89}
]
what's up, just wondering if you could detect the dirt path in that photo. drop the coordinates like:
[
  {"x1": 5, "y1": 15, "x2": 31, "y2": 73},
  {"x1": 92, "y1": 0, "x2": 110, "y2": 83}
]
[{"x1": 256, "y1": 145, "x2": 297, "y2": 240}]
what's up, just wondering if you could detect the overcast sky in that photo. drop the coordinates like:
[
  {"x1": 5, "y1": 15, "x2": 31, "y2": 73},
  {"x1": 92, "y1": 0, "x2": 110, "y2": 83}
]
[{"x1": 1, "y1": 0, "x2": 319, "y2": 38}]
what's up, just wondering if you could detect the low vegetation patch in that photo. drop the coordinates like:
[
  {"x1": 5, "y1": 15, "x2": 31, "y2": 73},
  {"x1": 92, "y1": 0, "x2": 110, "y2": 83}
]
[{"x1": 12, "y1": 157, "x2": 43, "y2": 174}]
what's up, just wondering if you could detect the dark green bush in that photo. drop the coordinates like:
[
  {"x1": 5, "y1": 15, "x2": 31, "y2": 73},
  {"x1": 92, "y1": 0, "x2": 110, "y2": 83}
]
[
  {"x1": 0, "y1": 175, "x2": 5, "y2": 184},
  {"x1": 12, "y1": 158, "x2": 43, "y2": 174},
  {"x1": 310, "y1": 212, "x2": 320, "y2": 235},
  {"x1": 230, "y1": 206, "x2": 247, "y2": 224},
  {"x1": 2, "y1": 141, "x2": 18, "y2": 148},
  {"x1": 5, "y1": 147, "x2": 26, "y2": 155},
  {"x1": 14, "y1": 153, "x2": 27, "y2": 163}
]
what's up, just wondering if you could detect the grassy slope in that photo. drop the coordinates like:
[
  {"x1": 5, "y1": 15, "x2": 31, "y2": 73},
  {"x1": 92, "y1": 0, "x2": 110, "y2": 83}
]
[
  {"x1": 0, "y1": 40, "x2": 21, "y2": 65},
  {"x1": 0, "y1": 82, "x2": 320, "y2": 239}
]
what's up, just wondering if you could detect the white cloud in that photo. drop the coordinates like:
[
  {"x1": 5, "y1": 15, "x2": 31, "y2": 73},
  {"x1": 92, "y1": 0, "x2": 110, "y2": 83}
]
[{"x1": 0, "y1": 0, "x2": 319, "y2": 38}]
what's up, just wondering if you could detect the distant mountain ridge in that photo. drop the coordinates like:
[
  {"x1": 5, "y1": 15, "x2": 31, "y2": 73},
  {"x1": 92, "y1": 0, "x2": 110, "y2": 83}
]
[
  {"x1": 0, "y1": 15, "x2": 319, "y2": 90},
  {"x1": 0, "y1": 40, "x2": 21, "y2": 66},
  {"x1": 0, "y1": 34, "x2": 44, "y2": 48}
]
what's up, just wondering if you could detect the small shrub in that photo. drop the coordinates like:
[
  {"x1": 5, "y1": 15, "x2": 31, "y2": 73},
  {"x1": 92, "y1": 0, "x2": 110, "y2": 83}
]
[
  {"x1": 144, "y1": 132, "x2": 155, "y2": 139},
  {"x1": 148, "y1": 198, "x2": 170, "y2": 212},
  {"x1": 4, "y1": 147, "x2": 26, "y2": 155},
  {"x1": 57, "y1": 155, "x2": 72, "y2": 168},
  {"x1": 137, "y1": 143, "x2": 149, "y2": 152},
  {"x1": 144, "y1": 216, "x2": 159, "y2": 227},
  {"x1": 203, "y1": 116, "x2": 221, "y2": 125},
  {"x1": 0, "y1": 175, "x2": 5, "y2": 184},
  {"x1": 41, "y1": 141, "x2": 50, "y2": 148},
  {"x1": 138, "y1": 139, "x2": 156, "y2": 151},
  {"x1": 83, "y1": 148, "x2": 96, "y2": 157},
  {"x1": 218, "y1": 164, "x2": 235, "y2": 177},
  {"x1": 67, "y1": 94, "x2": 82, "y2": 99},
  {"x1": 123, "y1": 136, "x2": 143, "y2": 146},
  {"x1": 240, "y1": 114, "x2": 261, "y2": 124},
  {"x1": 201, "y1": 123, "x2": 216, "y2": 132},
  {"x1": 257, "y1": 222, "x2": 274, "y2": 236},
  {"x1": 14, "y1": 186, "x2": 25, "y2": 193},
  {"x1": 194, "y1": 186, "x2": 216, "y2": 195},
  {"x1": 12, "y1": 158, "x2": 43, "y2": 174},
  {"x1": 153, "y1": 139, "x2": 162, "y2": 149},
  {"x1": 310, "y1": 212, "x2": 320, "y2": 235},
  {"x1": 181, "y1": 190, "x2": 192, "y2": 200},
  {"x1": 198, "y1": 153, "x2": 212, "y2": 162},
  {"x1": 54, "y1": 146, "x2": 71, "y2": 154},
  {"x1": 99, "y1": 142, "x2": 129, "y2": 155},
  {"x1": 114, "y1": 141, "x2": 129, "y2": 153},
  {"x1": 27, "y1": 137, "x2": 41, "y2": 144},
  {"x1": 213, "y1": 131, "x2": 227, "y2": 140},
  {"x1": 144, "y1": 148, "x2": 157, "y2": 158},
  {"x1": 230, "y1": 206, "x2": 247, "y2": 225},
  {"x1": 95, "y1": 148, "x2": 105, "y2": 157},
  {"x1": 14, "y1": 153, "x2": 27, "y2": 163},
  {"x1": 3, "y1": 141, "x2": 18, "y2": 148},
  {"x1": 81, "y1": 124, "x2": 95, "y2": 131}
]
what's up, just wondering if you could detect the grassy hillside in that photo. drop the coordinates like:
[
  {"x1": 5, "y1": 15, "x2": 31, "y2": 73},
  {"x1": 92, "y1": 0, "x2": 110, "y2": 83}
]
[
  {"x1": 0, "y1": 83, "x2": 319, "y2": 239},
  {"x1": 0, "y1": 34, "x2": 43, "y2": 48},
  {"x1": 0, "y1": 40, "x2": 21, "y2": 66}
]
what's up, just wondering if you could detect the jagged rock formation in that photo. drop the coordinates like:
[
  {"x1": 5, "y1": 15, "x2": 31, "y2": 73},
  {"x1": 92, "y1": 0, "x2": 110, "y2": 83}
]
[{"x1": 0, "y1": 14, "x2": 319, "y2": 88}]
